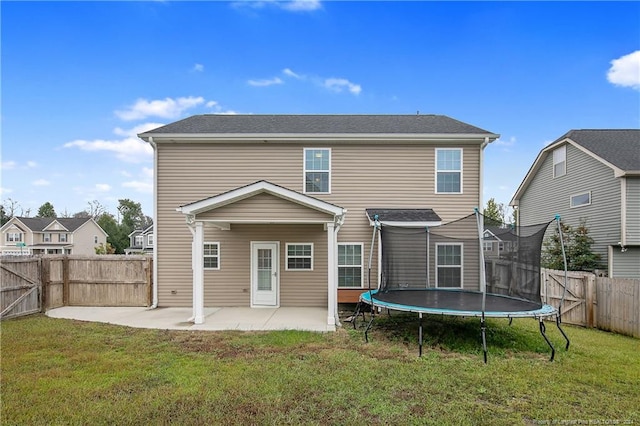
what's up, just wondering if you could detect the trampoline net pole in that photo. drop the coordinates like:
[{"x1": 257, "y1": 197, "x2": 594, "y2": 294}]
[
  {"x1": 475, "y1": 208, "x2": 488, "y2": 314},
  {"x1": 556, "y1": 215, "x2": 569, "y2": 322},
  {"x1": 367, "y1": 216, "x2": 379, "y2": 304}
]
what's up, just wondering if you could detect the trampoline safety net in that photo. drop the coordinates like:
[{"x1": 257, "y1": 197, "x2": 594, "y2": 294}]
[{"x1": 379, "y1": 212, "x2": 552, "y2": 307}]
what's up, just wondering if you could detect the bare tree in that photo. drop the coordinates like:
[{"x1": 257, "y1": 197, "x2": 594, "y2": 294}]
[
  {"x1": 87, "y1": 200, "x2": 107, "y2": 219},
  {"x1": 2, "y1": 198, "x2": 21, "y2": 217}
]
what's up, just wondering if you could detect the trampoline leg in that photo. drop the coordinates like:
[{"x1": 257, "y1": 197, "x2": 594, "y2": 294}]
[
  {"x1": 539, "y1": 318, "x2": 556, "y2": 362},
  {"x1": 364, "y1": 313, "x2": 376, "y2": 343},
  {"x1": 351, "y1": 302, "x2": 362, "y2": 330},
  {"x1": 556, "y1": 315, "x2": 570, "y2": 351},
  {"x1": 481, "y1": 318, "x2": 488, "y2": 364},
  {"x1": 418, "y1": 313, "x2": 423, "y2": 357},
  {"x1": 508, "y1": 317, "x2": 513, "y2": 327}
]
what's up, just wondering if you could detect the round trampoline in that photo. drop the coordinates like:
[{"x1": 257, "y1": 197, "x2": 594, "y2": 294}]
[{"x1": 353, "y1": 210, "x2": 570, "y2": 362}]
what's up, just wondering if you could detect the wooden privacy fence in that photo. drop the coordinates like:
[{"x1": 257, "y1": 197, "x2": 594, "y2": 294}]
[
  {"x1": 1, "y1": 255, "x2": 152, "y2": 320},
  {"x1": 541, "y1": 268, "x2": 640, "y2": 338}
]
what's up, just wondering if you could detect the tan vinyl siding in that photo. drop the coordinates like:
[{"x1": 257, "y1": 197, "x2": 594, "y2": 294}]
[
  {"x1": 156, "y1": 141, "x2": 482, "y2": 307},
  {"x1": 71, "y1": 221, "x2": 107, "y2": 256},
  {"x1": 198, "y1": 193, "x2": 334, "y2": 222}
]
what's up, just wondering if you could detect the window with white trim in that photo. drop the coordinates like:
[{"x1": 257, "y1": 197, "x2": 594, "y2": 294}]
[
  {"x1": 483, "y1": 241, "x2": 492, "y2": 251},
  {"x1": 553, "y1": 145, "x2": 566, "y2": 178},
  {"x1": 570, "y1": 191, "x2": 591, "y2": 208},
  {"x1": 6, "y1": 232, "x2": 23, "y2": 242},
  {"x1": 43, "y1": 233, "x2": 52, "y2": 242},
  {"x1": 304, "y1": 148, "x2": 330, "y2": 193},
  {"x1": 436, "y1": 243, "x2": 463, "y2": 288},
  {"x1": 338, "y1": 243, "x2": 363, "y2": 288},
  {"x1": 94, "y1": 236, "x2": 98, "y2": 244},
  {"x1": 286, "y1": 243, "x2": 313, "y2": 270},
  {"x1": 134, "y1": 235, "x2": 144, "y2": 247},
  {"x1": 59, "y1": 233, "x2": 68, "y2": 243},
  {"x1": 204, "y1": 242, "x2": 220, "y2": 270},
  {"x1": 147, "y1": 234, "x2": 154, "y2": 246},
  {"x1": 436, "y1": 148, "x2": 462, "y2": 193}
]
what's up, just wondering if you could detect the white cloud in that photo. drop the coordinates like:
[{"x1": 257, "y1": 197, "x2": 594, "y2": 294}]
[
  {"x1": 115, "y1": 96, "x2": 205, "y2": 121},
  {"x1": 280, "y1": 0, "x2": 322, "y2": 11},
  {"x1": 206, "y1": 101, "x2": 218, "y2": 108},
  {"x1": 122, "y1": 167, "x2": 153, "y2": 194},
  {"x1": 283, "y1": 68, "x2": 303, "y2": 79},
  {"x1": 193, "y1": 63, "x2": 204, "y2": 72},
  {"x1": 33, "y1": 179, "x2": 50, "y2": 186},
  {"x1": 607, "y1": 50, "x2": 640, "y2": 90},
  {"x1": 63, "y1": 123, "x2": 159, "y2": 163},
  {"x1": 323, "y1": 78, "x2": 362, "y2": 95},
  {"x1": 0, "y1": 187, "x2": 13, "y2": 195},
  {"x1": 27, "y1": 161, "x2": 38, "y2": 168},
  {"x1": 95, "y1": 184, "x2": 111, "y2": 192},
  {"x1": 1, "y1": 161, "x2": 17, "y2": 170},
  {"x1": 247, "y1": 77, "x2": 284, "y2": 87},
  {"x1": 232, "y1": 0, "x2": 322, "y2": 13},
  {"x1": 493, "y1": 136, "x2": 516, "y2": 151}
]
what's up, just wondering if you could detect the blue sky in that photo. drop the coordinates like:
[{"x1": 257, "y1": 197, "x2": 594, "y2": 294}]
[{"x1": 2, "y1": 1, "x2": 639, "y2": 219}]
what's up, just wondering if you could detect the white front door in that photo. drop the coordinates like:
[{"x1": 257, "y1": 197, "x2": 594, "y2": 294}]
[{"x1": 251, "y1": 242, "x2": 279, "y2": 307}]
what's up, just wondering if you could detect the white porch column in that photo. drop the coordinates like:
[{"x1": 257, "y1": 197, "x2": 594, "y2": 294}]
[
  {"x1": 193, "y1": 221, "x2": 205, "y2": 324},
  {"x1": 326, "y1": 221, "x2": 337, "y2": 328}
]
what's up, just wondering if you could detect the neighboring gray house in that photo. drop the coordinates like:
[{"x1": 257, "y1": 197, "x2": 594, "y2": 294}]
[
  {"x1": 511, "y1": 129, "x2": 640, "y2": 278},
  {"x1": 0, "y1": 217, "x2": 108, "y2": 256},
  {"x1": 138, "y1": 114, "x2": 500, "y2": 328},
  {"x1": 125, "y1": 224, "x2": 154, "y2": 255}
]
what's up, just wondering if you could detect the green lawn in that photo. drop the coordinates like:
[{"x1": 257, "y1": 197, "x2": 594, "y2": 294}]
[{"x1": 1, "y1": 312, "x2": 638, "y2": 425}]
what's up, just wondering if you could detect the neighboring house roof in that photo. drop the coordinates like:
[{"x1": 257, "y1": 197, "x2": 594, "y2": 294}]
[
  {"x1": 365, "y1": 208, "x2": 442, "y2": 227},
  {"x1": 138, "y1": 114, "x2": 499, "y2": 141},
  {"x1": 128, "y1": 224, "x2": 153, "y2": 238},
  {"x1": 511, "y1": 129, "x2": 640, "y2": 205},
  {"x1": 484, "y1": 226, "x2": 518, "y2": 242},
  {"x1": 7, "y1": 217, "x2": 96, "y2": 233}
]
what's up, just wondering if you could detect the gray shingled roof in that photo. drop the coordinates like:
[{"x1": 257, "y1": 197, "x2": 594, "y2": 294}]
[
  {"x1": 140, "y1": 114, "x2": 496, "y2": 136},
  {"x1": 366, "y1": 208, "x2": 442, "y2": 223},
  {"x1": 16, "y1": 217, "x2": 92, "y2": 232},
  {"x1": 561, "y1": 129, "x2": 640, "y2": 171}
]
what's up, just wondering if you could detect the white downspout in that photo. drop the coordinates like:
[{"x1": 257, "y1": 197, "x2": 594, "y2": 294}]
[
  {"x1": 332, "y1": 212, "x2": 346, "y2": 327},
  {"x1": 149, "y1": 136, "x2": 159, "y2": 309}
]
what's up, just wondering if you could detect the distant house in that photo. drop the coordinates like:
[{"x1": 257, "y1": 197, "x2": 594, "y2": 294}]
[
  {"x1": 138, "y1": 114, "x2": 500, "y2": 327},
  {"x1": 511, "y1": 129, "x2": 640, "y2": 278},
  {"x1": 482, "y1": 226, "x2": 517, "y2": 256},
  {"x1": 0, "y1": 217, "x2": 108, "y2": 256},
  {"x1": 125, "y1": 224, "x2": 154, "y2": 255}
]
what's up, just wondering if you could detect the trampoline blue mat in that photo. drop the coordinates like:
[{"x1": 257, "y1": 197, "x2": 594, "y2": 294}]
[{"x1": 360, "y1": 289, "x2": 557, "y2": 318}]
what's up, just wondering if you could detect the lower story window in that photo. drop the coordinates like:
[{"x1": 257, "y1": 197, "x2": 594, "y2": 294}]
[
  {"x1": 436, "y1": 243, "x2": 463, "y2": 288},
  {"x1": 204, "y1": 242, "x2": 220, "y2": 269},
  {"x1": 338, "y1": 243, "x2": 363, "y2": 288},
  {"x1": 286, "y1": 243, "x2": 313, "y2": 270}
]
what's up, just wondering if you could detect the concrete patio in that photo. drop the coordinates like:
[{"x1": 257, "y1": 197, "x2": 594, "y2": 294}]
[{"x1": 46, "y1": 306, "x2": 335, "y2": 332}]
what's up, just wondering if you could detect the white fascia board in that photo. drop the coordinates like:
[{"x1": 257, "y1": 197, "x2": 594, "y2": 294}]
[
  {"x1": 368, "y1": 219, "x2": 442, "y2": 228},
  {"x1": 178, "y1": 181, "x2": 345, "y2": 217},
  {"x1": 141, "y1": 133, "x2": 500, "y2": 143}
]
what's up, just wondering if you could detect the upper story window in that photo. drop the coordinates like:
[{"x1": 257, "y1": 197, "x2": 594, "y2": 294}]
[
  {"x1": 570, "y1": 191, "x2": 591, "y2": 208},
  {"x1": 43, "y1": 233, "x2": 52, "y2": 242},
  {"x1": 436, "y1": 148, "x2": 462, "y2": 193},
  {"x1": 94, "y1": 236, "x2": 99, "y2": 244},
  {"x1": 59, "y1": 233, "x2": 68, "y2": 243},
  {"x1": 147, "y1": 234, "x2": 154, "y2": 246},
  {"x1": 286, "y1": 243, "x2": 313, "y2": 270},
  {"x1": 553, "y1": 145, "x2": 566, "y2": 178},
  {"x1": 6, "y1": 232, "x2": 23, "y2": 243},
  {"x1": 134, "y1": 235, "x2": 144, "y2": 247},
  {"x1": 304, "y1": 148, "x2": 331, "y2": 194}
]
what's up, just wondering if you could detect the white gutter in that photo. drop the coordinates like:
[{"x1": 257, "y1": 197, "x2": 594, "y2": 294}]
[
  {"x1": 149, "y1": 136, "x2": 159, "y2": 309},
  {"x1": 139, "y1": 133, "x2": 501, "y2": 143},
  {"x1": 333, "y1": 212, "x2": 346, "y2": 327},
  {"x1": 479, "y1": 136, "x2": 493, "y2": 213}
]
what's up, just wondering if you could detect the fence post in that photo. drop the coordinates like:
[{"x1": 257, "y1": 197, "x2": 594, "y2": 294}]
[
  {"x1": 62, "y1": 256, "x2": 70, "y2": 306},
  {"x1": 40, "y1": 257, "x2": 49, "y2": 312},
  {"x1": 585, "y1": 273, "x2": 597, "y2": 328},
  {"x1": 146, "y1": 257, "x2": 153, "y2": 307}
]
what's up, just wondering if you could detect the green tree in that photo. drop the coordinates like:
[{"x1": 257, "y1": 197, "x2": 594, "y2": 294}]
[
  {"x1": 94, "y1": 242, "x2": 116, "y2": 255},
  {"x1": 36, "y1": 202, "x2": 57, "y2": 218},
  {"x1": 97, "y1": 213, "x2": 128, "y2": 254},
  {"x1": 542, "y1": 220, "x2": 601, "y2": 271},
  {"x1": 118, "y1": 199, "x2": 146, "y2": 235},
  {"x1": 0, "y1": 205, "x2": 9, "y2": 226},
  {"x1": 484, "y1": 198, "x2": 502, "y2": 226}
]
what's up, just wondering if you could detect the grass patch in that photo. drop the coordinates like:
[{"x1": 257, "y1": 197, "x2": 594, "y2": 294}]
[{"x1": 1, "y1": 313, "x2": 639, "y2": 425}]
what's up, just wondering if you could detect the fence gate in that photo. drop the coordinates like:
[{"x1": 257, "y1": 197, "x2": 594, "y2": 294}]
[
  {"x1": 1, "y1": 257, "x2": 42, "y2": 320},
  {"x1": 541, "y1": 268, "x2": 595, "y2": 327}
]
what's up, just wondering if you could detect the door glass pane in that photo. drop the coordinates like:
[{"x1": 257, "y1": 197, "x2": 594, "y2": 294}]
[{"x1": 257, "y1": 248, "x2": 272, "y2": 291}]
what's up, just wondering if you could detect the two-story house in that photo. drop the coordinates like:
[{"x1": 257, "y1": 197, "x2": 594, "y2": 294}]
[
  {"x1": 511, "y1": 129, "x2": 640, "y2": 278},
  {"x1": 1, "y1": 217, "x2": 108, "y2": 256},
  {"x1": 124, "y1": 224, "x2": 154, "y2": 255},
  {"x1": 138, "y1": 114, "x2": 499, "y2": 328}
]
